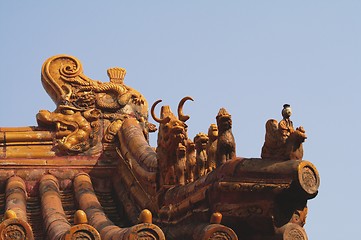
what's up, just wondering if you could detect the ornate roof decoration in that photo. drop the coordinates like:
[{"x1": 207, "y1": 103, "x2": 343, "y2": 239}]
[{"x1": 0, "y1": 55, "x2": 320, "y2": 240}]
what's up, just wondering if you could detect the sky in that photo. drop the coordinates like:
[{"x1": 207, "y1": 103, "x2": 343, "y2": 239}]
[{"x1": 0, "y1": 1, "x2": 360, "y2": 239}]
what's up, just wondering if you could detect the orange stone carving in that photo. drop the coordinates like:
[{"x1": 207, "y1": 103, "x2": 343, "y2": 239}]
[
  {"x1": 261, "y1": 104, "x2": 307, "y2": 160},
  {"x1": 0, "y1": 55, "x2": 319, "y2": 240}
]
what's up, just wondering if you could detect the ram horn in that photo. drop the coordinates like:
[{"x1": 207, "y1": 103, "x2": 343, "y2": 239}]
[
  {"x1": 151, "y1": 100, "x2": 171, "y2": 124},
  {"x1": 178, "y1": 96, "x2": 194, "y2": 122}
]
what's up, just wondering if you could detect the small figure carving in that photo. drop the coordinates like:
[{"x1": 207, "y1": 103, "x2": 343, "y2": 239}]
[
  {"x1": 151, "y1": 97, "x2": 193, "y2": 186},
  {"x1": 194, "y1": 132, "x2": 209, "y2": 178},
  {"x1": 175, "y1": 143, "x2": 187, "y2": 185},
  {"x1": 279, "y1": 104, "x2": 294, "y2": 143},
  {"x1": 186, "y1": 139, "x2": 197, "y2": 183},
  {"x1": 206, "y1": 123, "x2": 218, "y2": 172},
  {"x1": 215, "y1": 108, "x2": 236, "y2": 167},
  {"x1": 261, "y1": 104, "x2": 307, "y2": 160}
]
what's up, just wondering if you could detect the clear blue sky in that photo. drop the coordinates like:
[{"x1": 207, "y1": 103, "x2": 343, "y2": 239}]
[{"x1": 1, "y1": 1, "x2": 360, "y2": 239}]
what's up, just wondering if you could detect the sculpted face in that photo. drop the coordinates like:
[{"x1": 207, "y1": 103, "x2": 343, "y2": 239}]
[
  {"x1": 216, "y1": 108, "x2": 232, "y2": 131},
  {"x1": 167, "y1": 119, "x2": 188, "y2": 147},
  {"x1": 156, "y1": 111, "x2": 188, "y2": 151},
  {"x1": 194, "y1": 133, "x2": 209, "y2": 150},
  {"x1": 208, "y1": 124, "x2": 218, "y2": 138},
  {"x1": 217, "y1": 115, "x2": 232, "y2": 131},
  {"x1": 282, "y1": 107, "x2": 292, "y2": 118},
  {"x1": 151, "y1": 97, "x2": 193, "y2": 151}
]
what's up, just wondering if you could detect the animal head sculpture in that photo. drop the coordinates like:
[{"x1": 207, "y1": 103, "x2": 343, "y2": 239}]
[
  {"x1": 215, "y1": 108, "x2": 236, "y2": 166},
  {"x1": 207, "y1": 123, "x2": 218, "y2": 141},
  {"x1": 151, "y1": 96, "x2": 193, "y2": 186},
  {"x1": 216, "y1": 108, "x2": 232, "y2": 132},
  {"x1": 151, "y1": 97, "x2": 193, "y2": 153},
  {"x1": 194, "y1": 132, "x2": 209, "y2": 151}
]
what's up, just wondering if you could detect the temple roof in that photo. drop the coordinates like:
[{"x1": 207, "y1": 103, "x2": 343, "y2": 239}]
[{"x1": 0, "y1": 55, "x2": 319, "y2": 240}]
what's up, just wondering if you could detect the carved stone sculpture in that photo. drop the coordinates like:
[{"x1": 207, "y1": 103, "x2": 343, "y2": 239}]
[
  {"x1": 206, "y1": 123, "x2": 218, "y2": 172},
  {"x1": 39, "y1": 55, "x2": 151, "y2": 156},
  {"x1": 0, "y1": 55, "x2": 319, "y2": 240},
  {"x1": 36, "y1": 109, "x2": 94, "y2": 153},
  {"x1": 175, "y1": 143, "x2": 187, "y2": 185},
  {"x1": 261, "y1": 104, "x2": 307, "y2": 160},
  {"x1": 215, "y1": 108, "x2": 236, "y2": 167},
  {"x1": 151, "y1": 97, "x2": 193, "y2": 187},
  {"x1": 194, "y1": 132, "x2": 209, "y2": 178},
  {"x1": 186, "y1": 139, "x2": 197, "y2": 183}
]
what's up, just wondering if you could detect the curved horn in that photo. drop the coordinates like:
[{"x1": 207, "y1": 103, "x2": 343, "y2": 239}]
[
  {"x1": 151, "y1": 100, "x2": 171, "y2": 124},
  {"x1": 178, "y1": 96, "x2": 194, "y2": 122}
]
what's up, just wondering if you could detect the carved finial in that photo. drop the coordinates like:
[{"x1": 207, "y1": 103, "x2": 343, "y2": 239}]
[
  {"x1": 210, "y1": 212, "x2": 222, "y2": 224},
  {"x1": 139, "y1": 209, "x2": 152, "y2": 224},
  {"x1": 4, "y1": 210, "x2": 17, "y2": 220},
  {"x1": 107, "y1": 67, "x2": 126, "y2": 84},
  {"x1": 74, "y1": 210, "x2": 88, "y2": 224}
]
